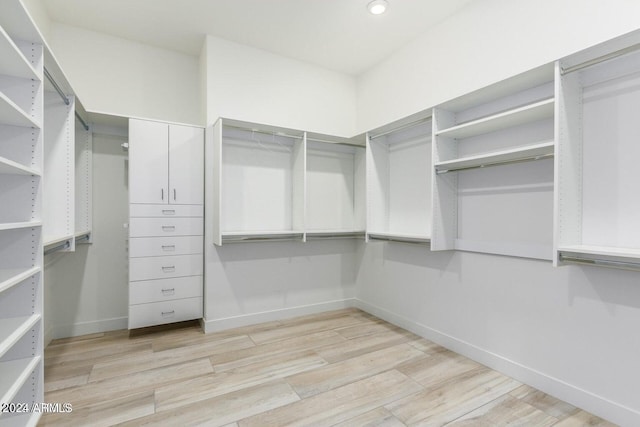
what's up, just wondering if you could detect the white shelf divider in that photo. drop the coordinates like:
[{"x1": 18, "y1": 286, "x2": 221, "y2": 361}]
[
  {"x1": 0, "y1": 315, "x2": 40, "y2": 359},
  {"x1": 0, "y1": 267, "x2": 41, "y2": 294},
  {"x1": 0, "y1": 92, "x2": 40, "y2": 129},
  {"x1": 0, "y1": 357, "x2": 41, "y2": 406},
  {"x1": 435, "y1": 141, "x2": 554, "y2": 173},
  {"x1": 435, "y1": 97, "x2": 554, "y2": 139},
  {"x1": 0, "y1": 156, "x2": 40, "y2": 176}
]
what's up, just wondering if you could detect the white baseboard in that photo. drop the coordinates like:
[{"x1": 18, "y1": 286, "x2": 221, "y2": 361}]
[
  {"x1": 202, "y1": 298, "x2": 356, "y2": 333},
  {"x1": 52, "y1": 316, "x2": 128, "y2": 340},
  {"x1": 354, "y1": 299, "x2": 640, "y2": 427}
]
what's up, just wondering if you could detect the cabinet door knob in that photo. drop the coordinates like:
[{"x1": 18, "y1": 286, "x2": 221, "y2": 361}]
[
  {"x1": 161, "y1": 189, "x2": 164, "y2": 201},
  {"x1": 162, "y1": 266, "x2": 176, "y2": 272},
  {"x1": 162, "y1": 226, "x2": 176, "y2": 232},
  {"x1": 161, "y1": 245, "x2": 176, "y2": 251},
  {"x1": 162, "y1": 209, "x2": 176, "y2": 215},
  {"x1": 173, "y1": 189, "x2": 177, "y2": 201},
  {"x1": 161, "y1": 310, "x2": 175, "y2": 316},
  {"x1": 161, "y1": 288, "x2": 175, "y2": 294}
]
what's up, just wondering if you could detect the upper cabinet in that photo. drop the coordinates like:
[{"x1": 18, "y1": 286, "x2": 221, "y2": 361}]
[
  {"x1": 555, "y1": 33, "x2": 640, "y2": 269},
  {"x1": 432, "y1": 65, "x2": 556, "y2": 260},
  {"x1": 129, "y1": 119, "x2": 204, "y2": 205}
]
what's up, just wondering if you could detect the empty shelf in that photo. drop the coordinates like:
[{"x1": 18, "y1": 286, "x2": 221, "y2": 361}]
[
  {"x1": 559, "y1": 245, "x2": 640, "y2": 260},
  {"x1": 0, "y1": 0, "x2": 43, "y2": 44},
  {"x1": 367, "y1": 231, "x2": 431, "y2": 244},
  {"x1": 306, "y1": 230, "x2": 365, "y2": 239},
  {"x1": 0, "y1": 156, "x2": 40, "y2": 176},
  {"x1": 0, "y1": 26, "x2": 39, "y2": 80},
  {"x1": 0, "y1": 315, "x2": 40, "y2": 359},
  {"x1": 0, "y1": 92, "x2": 40, "y2": 128},
  {"x1": 437, "y1": 98, "x2": 554, "y2": 139},
  {"x1": 0, "y1": 356, "x2": 41, "y2": 408},
  {"x1": 435, "y1": 141, "x2": 554, "y2": 173},
  {"x1": 0, "y1": 267, "x2": 41, "y2": 294},
  {"x1": 222, "y1": 230, "x2": 304, "y2": 243},
  {"x1": 0, "y1": 221, "x2": 42, "y2": 232}
]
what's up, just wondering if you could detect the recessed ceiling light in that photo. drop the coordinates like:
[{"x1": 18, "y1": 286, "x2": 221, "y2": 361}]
[{"x1": 368, "y1": 0, "x2": 388, "y2": 15}]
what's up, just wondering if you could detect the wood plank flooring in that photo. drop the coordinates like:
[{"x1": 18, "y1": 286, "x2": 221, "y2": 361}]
[{"x1": 41, "y1": 309, "x2": 616, "y2": 426}]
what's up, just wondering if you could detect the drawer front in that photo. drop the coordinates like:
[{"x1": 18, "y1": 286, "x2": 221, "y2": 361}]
[
  {"x1": 130, "y1": 254, "x2": 203, "y2": 281},
  {"x1": 130, "y1": 204, "x2": 203, "y2": 218},
  {"x1": 129, "y1": 217, "x2": 203, "y2": 237},
  {"x1": 129, "y1": 276, "x2": 203, "y2": 305},
  {"x1": 128, "y1": 297, "x2": 203, "y2": 329},
  {"x1": 130, "y1": 236, "x2": 203, "y2": 257}
]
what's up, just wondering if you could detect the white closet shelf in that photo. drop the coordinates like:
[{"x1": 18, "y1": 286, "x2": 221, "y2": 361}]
[
  {"x1": 0, "y1": 0, "x2": 43, "y2": 44},
  {"x1": 44, "y1": 234, "x2": 74, "y2": 247},
  {"x1": 436, "y1": 98, "x2": 554, "y2": 139},
  {"x1": 305, "y1": 230, "x2": 365, "y2": 239},
  {"x1": 0, "y1": 314, "x2": 40, "y2": 359},
  {"x1": 435, "y1": 141, "x2": 554, "y2": 173},
  {"x1": 0, "y1": 26, "x2": 40, "y2": 80},
  {"x1": 222, "y1": 230, "x2": 304, "y2": 243},
  {"x1": 0, "y1": 92, "x2": 40, "y2": 129},
  {"x1": 0, "y1": 412, "x2": 41, "y2": 427},
  {"x1": 0, "y1": 267, "x2": 41, "y2": 294},
  {"x1": 367, "y1": 231, "x2": 431, "y2": 244},
  {"x1": 0, "y1": 356, "x2": 41, "y2": 407},
  {"x1": 558, "y1": 245, "x2": 640, "y2": 259},
  {"x1": 0, "y1": 156, "x2": 40, "y2": 176},
  {"x1": 0, "y1": 221, "x2": 42, "y2": 232}
]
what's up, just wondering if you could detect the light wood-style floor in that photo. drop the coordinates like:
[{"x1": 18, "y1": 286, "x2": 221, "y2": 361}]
[{"x1": 41, "y1": 309, "x2": 616, "y2": 426}]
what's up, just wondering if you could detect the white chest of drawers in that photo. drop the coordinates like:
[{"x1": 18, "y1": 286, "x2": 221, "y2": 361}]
[{"x1": 128, "y1": 118, "x2": 205, "y2": 329}]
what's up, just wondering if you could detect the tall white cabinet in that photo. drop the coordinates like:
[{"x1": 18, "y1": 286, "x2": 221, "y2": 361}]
[
  {"x1": 0, "y1": 1, "x2": 44, "y2": 425},
  {"x1": 128, "y1": 118, "x2": 204, "y2": 329}
]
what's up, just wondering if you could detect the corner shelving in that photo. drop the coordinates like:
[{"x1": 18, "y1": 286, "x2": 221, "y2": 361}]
[
  {"x1": 365, "y1": 117, "x2": 433, "y2": 244},
  {"x1": 432, "y1": 64, "x2": 555, "y2": 260},
  {"x1": 0, "y1": 0, "x2": 45, "y2": 419},
  {"x1": 305, "y1": 135, "x2": 365, "y2": 237},
  {"x1": 555, "y1": 35, "x2": 640, "y2": 270}
]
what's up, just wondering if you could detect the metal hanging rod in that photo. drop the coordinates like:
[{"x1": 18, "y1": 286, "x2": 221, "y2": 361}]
[
  {"x1": 435, "y1": 153, "x2": 554, "y2": 174},
  {"x1": 368, "y1": 234, "x2": 431, "y2": 245},
  {"x1": 224, "y1": 124, "x2": 302, "y2": 140},
  {"x1": 75, "y1": 233, "x2": 91, "y2": 244},
  {"x1": 559, "y1": 253, "x2": 640, "y2": 271},
  {"x1": 369, "y1": 116, "x2": 432, "y2": 141},
  {"x1": 561, "y1": 42, "x2": 640, "y2": 75},
  {"x1": 43, "y1": 66, "x2": 69, "y2": 105},
  {"x1": 222, "y1": 233, "x2": 304, "y2": 243},
  {"x1": 75, "y1": 111, "x2": 89, "y2": 131},
  {"x1": 306, "y1": 136, "x2": 363, "y2": 148},
  {"x1": 44, "y1": 240, "x2": 71, "y2": 256},
  {"x1": 306, "y1": 232, "x2": 365, "y2": 240},
  {"x1": 43, "y1": 66, "x2": 90, "y2": 131}
]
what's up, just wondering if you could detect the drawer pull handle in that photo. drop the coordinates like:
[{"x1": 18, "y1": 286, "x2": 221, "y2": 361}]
[
  {"x1": 161, "y1": 310, "x2": 175, "y2": 316},
  {"x1": 162, "y1": 210, "x2": 176, "y2": 215},
  {"x1": 162, "y1": 226, "x2": 176, "y2": 232},
  {"x1": 161, "y1": 288, "x2": 175, "y2": 294},
  {"x1": 162, "y1": 266, "x2": 176, "y2": 272},
  {"x1": 162, "y1": 245, "x2": 176, "y2": 251}
]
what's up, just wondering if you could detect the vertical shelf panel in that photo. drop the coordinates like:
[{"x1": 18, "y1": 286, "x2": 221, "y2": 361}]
[{"x1": 43, "y1": 92, "x2": 75, "y2": 249}]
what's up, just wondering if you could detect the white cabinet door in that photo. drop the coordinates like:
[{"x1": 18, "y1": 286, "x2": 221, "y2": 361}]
[
  {"x1": 129, "y1": 119, "x2": 169, "y2": 204},
  {"x1": 169, "y1": 124, "x2": 204, "y2": 205}
]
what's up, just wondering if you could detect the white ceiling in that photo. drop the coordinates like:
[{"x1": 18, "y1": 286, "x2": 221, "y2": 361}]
[{"x1": 42, "y1": 0, "x2": 474, "y2": 75}]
